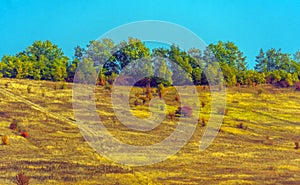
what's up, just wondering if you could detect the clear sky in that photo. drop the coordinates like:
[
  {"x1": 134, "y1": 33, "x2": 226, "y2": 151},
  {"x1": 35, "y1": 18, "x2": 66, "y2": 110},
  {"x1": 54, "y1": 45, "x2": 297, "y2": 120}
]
[{"x1": 0, "y1": 0, "x2": 299, "y2": 68}]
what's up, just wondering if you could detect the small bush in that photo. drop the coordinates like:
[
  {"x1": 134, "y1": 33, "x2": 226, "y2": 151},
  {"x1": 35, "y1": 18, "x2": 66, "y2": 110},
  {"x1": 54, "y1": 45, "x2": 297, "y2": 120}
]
[
  {"x1": 295, "y1": 142, "x2": 299, "y2": 149},
  {"x1": 99, "y1": 77, "x2": 106, "y2": 86},
  {"x1": 263, "y1": 134, "x2": 273, "y2": 145},
  {"x1": 41, "y1": 90, "x2": 46, "y2": 97},
  {"x1": 0, "y1": 111, "x2": 10, "y2": 118},
  {"x1": 237, "y1": 123, "x2": 248, "y2": 130},
  {"x1": 217, "y1": 108, "x2": 229, "y2": 115},
  {"x1": 145, "y1": 82, "x2": 151, "y2": 94},
  {"x1": 27, "y1": 85, "x2": 32, "y2": 94},
  {"x1": 10, "y1": 123, "x2": 18, "y2": 130},
  {"x1": 175, "y1": 94, "x2": 180, "y2": 102},
  {"x1": 146, "y1": 91, "x2": 153, "y2": 100},
  {"x1": 232, "y1": 100, "x2": 239, "y2": 104},
  {"x1": 224, "y1": 108, "x2": 229, "y2": 115},
  {"x1": 257, "y1": 88, "x2": 263, "y2": 96},
  {"x1": 295, "y1": 83, "x2": 300, "y2": 91},
  {"x1": 1, "y1": 135, "x2": 9, "y2": 145},
  {"x1": 60, "y1": 83, "x2": 67, "y2": 89},
  {"x1": 134, "y1": 99, "x2": 139, "y2": 106},
  {"x1": 200, "y1": 118, "x2": 206, "y2": 127},
  {"x1": 157, "y1": 83, "x2": 166, "y2": 99},
  {"x1": 237, "y1": 123, "x2": 243, "y2": 129},
  {"x1": 175, "y1": 106, "x2": 193, "y2": 117},
  {"x1": 140, "y1": 96, "x2": 149, "y2": 105},
  {"x1": 21, "y1": 131, "x2": 30, "y2": 139},
  {"x1": 10, "y1": 119, "x2": 18, "y2": 130},
  {"x1": 16, "y1": 173, "x2": 30, "y2": 185},
  {"x1": 4, "y1": 82, "x2": 11, "y2": 88},
  {"x1": 169, "y1": 112, "x2": 175, "y2": 121},
  {"x1": 104, "y1": 82, "x2": 112, "y2": 92},
  {"x1": 201, "y1": 101, "x2": 206, "y2": 108}
]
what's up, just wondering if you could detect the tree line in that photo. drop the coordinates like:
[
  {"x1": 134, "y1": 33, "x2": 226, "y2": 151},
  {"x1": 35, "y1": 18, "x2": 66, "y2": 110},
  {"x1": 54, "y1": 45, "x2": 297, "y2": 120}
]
[{"x1": 0, "y1": 38, "x2": 300, "y2": 87}]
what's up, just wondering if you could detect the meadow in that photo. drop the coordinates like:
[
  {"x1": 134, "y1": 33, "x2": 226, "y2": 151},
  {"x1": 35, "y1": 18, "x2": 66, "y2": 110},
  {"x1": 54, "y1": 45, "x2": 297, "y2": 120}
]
[{"x1": 0, "y1": 78, "x2": 300, "y2": 184}]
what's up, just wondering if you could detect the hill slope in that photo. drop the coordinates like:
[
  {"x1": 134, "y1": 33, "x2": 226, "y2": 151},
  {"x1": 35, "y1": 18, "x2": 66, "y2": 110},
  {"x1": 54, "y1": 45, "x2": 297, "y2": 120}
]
[{"x1": 0, "y1": 78, "x2": 300, "y2": 184}]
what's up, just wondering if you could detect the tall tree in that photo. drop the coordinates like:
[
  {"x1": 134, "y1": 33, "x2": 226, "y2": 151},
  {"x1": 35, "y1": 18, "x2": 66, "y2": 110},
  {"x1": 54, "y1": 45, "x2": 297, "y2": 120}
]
[{"x1": 254, "y1": 49, "x2": 267, "y2": 73}]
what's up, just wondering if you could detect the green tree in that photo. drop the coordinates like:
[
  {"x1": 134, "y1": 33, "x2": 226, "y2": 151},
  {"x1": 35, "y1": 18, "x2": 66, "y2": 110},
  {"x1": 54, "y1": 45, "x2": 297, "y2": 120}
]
[
  {"x1": 75, "y1": 58, "x2": 97, "y2": 84},
  {"x1": 85, "y1": 39, "x2": 114, "y2": 66},
  {"x1": 156, "y1": 59, "x2": 173, "y2": 85},
  {"x1": 254, "y1": 49, "x2": 267, "y2": 73},
  {"x1": 67, "y1": 46, "x2": 85, "y2": 82},
  {"x1": 103, "y1": 38, "x2": 150, "y2": 76},
  {"x1": 208, "y1": 41, "x2": 247, "y2": 85},
  {"x1": 25, "y1": 40, "x2": 69, "y2": 81}
]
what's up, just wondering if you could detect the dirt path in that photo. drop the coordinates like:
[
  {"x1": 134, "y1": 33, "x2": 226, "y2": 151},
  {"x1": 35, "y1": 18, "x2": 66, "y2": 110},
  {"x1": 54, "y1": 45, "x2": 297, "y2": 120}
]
[{"x1": 0, "y1": 88, "x2": 77, "y2": 127}]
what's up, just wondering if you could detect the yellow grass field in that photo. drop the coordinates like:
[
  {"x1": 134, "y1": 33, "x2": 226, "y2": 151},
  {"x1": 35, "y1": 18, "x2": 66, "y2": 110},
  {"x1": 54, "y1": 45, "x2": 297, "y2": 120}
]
[{"x1": 0, "y1": 78, "x2": 300, "y2": 184}]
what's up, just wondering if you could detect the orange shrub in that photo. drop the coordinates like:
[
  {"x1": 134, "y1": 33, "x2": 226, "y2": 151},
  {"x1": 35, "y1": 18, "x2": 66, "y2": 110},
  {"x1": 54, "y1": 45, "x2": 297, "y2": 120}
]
[
  {"x1": 1, "y1": 135, "x2": 8, "y2": 145},
  {"x1": 21, "y1": 131, "x2": 30, "y2": 139}
]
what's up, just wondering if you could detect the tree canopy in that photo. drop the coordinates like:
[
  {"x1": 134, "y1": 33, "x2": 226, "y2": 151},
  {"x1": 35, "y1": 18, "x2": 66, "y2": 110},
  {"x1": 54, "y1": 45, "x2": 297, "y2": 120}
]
[{"x1": 0, "y1": 39, "x2": 299, "y2": 88}]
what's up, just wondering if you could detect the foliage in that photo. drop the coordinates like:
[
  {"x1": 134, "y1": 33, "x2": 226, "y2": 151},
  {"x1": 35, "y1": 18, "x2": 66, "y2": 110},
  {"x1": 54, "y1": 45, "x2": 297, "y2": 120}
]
[
  {"x1": 0, "y1": 40, "x2": 68, "y2": 81},
  {"x1": 0, "y1": 38, "x2": 299, "y2": 88}
]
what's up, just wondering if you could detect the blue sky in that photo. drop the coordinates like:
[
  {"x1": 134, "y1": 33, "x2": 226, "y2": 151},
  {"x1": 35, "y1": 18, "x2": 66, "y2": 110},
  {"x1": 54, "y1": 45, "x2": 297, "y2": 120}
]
[{"x1": 0, "y1": 0, "x2": 299, "y2": 68}]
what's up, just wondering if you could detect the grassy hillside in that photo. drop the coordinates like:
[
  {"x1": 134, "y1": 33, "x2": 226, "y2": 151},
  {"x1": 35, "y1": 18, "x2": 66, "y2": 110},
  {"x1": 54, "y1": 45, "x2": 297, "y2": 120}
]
[{"x1": 0, "y1": 78, "x2": 300, "y2": 184}]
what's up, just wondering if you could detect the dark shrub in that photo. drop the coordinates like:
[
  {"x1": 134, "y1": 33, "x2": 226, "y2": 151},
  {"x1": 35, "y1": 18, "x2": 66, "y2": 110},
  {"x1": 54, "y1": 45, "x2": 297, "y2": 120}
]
[
  {"x1": 175, "y1": 106, "x2": 193, "y2": 117},
  {"x1": 134, "y1": 99, "x2": 139, "y2": 106},
  {"x1": 9, "y1": 119, "x2": 18, "y2": 130},
  {"x1": 60, "y1": 83, "x2": 67, "y2": 89},
  {"x1": 10, "y1": 123, "x2": 17, "y2": 130},
  {"x1": 27, "y1": 85, "x2": 32, "y2": 94},
  {"x1": 169, "y1": 112, "x2": 175, "y2": 121},
  {"x1": 257, "y1": 88, "x2": 263, "y2": 95},
  {"x1": 237, "y1": 123, "x2": 248, "y2": 130},
  {"x1": 295, "y1": 82, "x2": 300, "y2": 91}
]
